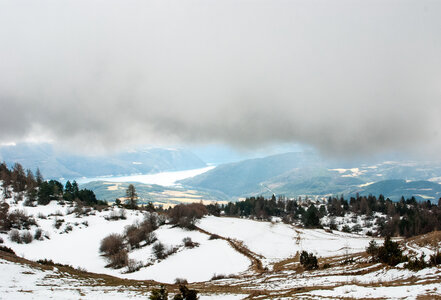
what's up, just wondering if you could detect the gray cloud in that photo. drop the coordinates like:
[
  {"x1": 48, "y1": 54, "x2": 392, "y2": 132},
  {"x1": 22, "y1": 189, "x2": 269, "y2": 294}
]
[{"x1": 0, "y1": 0, "x2": 440, "y2": 157}]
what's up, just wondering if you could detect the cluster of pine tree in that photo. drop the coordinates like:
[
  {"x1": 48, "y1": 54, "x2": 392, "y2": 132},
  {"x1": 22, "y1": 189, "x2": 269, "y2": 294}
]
[
  {"x1": 0, "y1": 162, "x2": 104, "y2": 206},
  {"x1": 206, "y1": 194, "x2": 441, "y2": 238}
]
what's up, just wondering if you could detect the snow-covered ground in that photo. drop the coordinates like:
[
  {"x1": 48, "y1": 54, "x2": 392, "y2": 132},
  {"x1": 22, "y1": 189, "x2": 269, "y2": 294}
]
[
  {"x1": 2, "y1": 193, "x2": 441, "y2": 299},
  {"x1": 0, "y1": 199, "x2": 249, "y2": 283},
  {"x1": 199, "y1": 216, "x2": 378, "y2": 267},
  {"x1": 0, "y1": 258, "x2": 245, "y2": 300},
  {"x1": 75, "y1": 166, "x2": 215, "y2": 186}
]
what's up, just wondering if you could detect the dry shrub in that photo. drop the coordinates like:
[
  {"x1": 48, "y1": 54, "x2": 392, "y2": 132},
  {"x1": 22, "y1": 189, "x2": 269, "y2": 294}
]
[
  {"x1": 174, "y1": 278, "x2": 188, "y2": 285},
  {"x1": 126, "y1": 259, "x2": 142, "y2": 273},
  {"x1": 211, "y1": 273, "x2": 226, "y2": 280},
  {"x1": 8, "y1": 209, "x2": 37, "y2": 230},
  {"x1": 107, "y1": 249, "x2": 128, "y2": 269},
  {"x1": 21, "y1": 231, "x2": 33, "y2": 244},
  {"x1": 153, "y1": 242, "x2": 166, "y2": 260},
  {"x1": 34, "y1": 228, "x2": 43, "y2": 240},
  {"x1": 168, "y1": 203, "x2": 208, "y2": 229},
  {"x1": 100, "y1": 233, "x2": 125, "y2": 256},
  {"x1": 9, "y1": 229, "x2": 21, "y2": 243},
  {"x1": 182, "y1": 237, "x2": 199, "y2": 248}
]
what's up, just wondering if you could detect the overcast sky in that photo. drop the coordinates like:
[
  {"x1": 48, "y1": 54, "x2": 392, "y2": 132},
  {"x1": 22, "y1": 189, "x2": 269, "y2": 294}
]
[{"x1": 0, "y1": 0, "x2": 440, "y2": 158}]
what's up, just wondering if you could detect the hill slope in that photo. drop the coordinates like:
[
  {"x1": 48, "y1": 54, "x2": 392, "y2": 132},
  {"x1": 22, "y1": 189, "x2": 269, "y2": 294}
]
[
  {"x1": 179, "y1": 152, "x2": 323, "y2": 197},
  {"x1": 0, "y1": 143, "x2": 206, "y2": 179}
]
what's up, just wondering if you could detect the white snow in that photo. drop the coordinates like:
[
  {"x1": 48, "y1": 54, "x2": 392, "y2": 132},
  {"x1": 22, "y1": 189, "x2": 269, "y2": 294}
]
[
  {"x1": 198, "y1": 216, "x2": 376, "y2": 267},
  {"x1": 0, "y1": 200, "x2": 249, "y2": 284}
]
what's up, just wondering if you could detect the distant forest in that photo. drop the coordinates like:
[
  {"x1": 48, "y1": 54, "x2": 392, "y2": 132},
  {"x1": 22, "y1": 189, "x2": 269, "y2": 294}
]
[{"x1": 206, "y1": 194, "x2": 441, "y2": 238}]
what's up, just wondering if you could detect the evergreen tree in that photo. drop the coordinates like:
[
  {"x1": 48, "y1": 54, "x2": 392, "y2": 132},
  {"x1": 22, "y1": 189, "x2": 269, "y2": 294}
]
[
  {"x1": 149, "y1": 285, "x2": 168, "y2": 300},
  {"x1": 35, "y1": 168, "x2": 43, "y2": 185},
  {"x1": 303, "y1": 204, "x2": 320, "y2": 228},
  {"x1": 125, "y1": 184, "x2": 138, "y2": 209}
]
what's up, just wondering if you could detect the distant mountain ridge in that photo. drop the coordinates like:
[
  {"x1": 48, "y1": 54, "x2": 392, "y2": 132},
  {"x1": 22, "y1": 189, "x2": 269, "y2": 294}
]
[
  {"x1": 347, "y1": 179, "x2": 441, "y2": 201},
  {"x1": 0, "y1": 143, "x2": 206, "y2": 180},
  {"x1": 180, "y1": 152, "x2": 441, "y2": 201}
]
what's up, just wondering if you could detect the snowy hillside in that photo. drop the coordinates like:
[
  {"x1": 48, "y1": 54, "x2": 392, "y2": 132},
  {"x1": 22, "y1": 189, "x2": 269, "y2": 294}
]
[{"x1": 1, "y1": 189, "x2": 441, "y2": 299}]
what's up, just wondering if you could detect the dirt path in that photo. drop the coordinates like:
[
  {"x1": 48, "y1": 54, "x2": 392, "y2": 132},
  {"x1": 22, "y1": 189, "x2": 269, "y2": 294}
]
[{"x1": 195, "y1": 226, "x2": 265, "y2": 274}]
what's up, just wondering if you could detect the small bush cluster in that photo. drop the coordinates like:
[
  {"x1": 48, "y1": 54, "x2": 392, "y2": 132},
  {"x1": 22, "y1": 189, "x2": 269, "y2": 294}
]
[
  {"x1": 34, "y1": 228, "x2": 43, "y2": 240},
  {"x1": 149, "y1": 284, "x2": 198, "y2": 300},
  {"x1": 124, "y1": 214, "x2": 158, "y2": 249},
  {"x1": 4, "y1": 209, "x2": 37, "y2": 231},
  {"x1": 168, "y1": 203, "x2": 207, "y2": 230},
  {"x1": 182, "y1": 237, "x2": 199, "y2": 248},
  {"x1": 64, "y1": 225, "x2": 73, "y2": 233},
  {"x1": 54, "y1": 218, "x2": 65, "y2": 229},
  {"x1": 99, "y1": 213, "x2": 160, "y2": 270},
  {"x1": 149, "y1": 285, "x2": 168, "y2": 300},
  {"x1": 99, "y1": 233, "x2": 128, "y2": 268},
  {"x1": 211, "y1": 273, "x2": 226, "y2": 280},
  {"x1": 300, "y1": 251, "x2": 318, "y2": 270},
  {"x1": 152, "y1": 242, "x2": 179, "y2": 260},
  {"x1": 100, "y1": 234, "x2": 125, "y2": 256},
  {"x1": 9, "y1": 229, "x2": 33, "y2": 244},
  {"x1": 173, "y1": 284, "x2": 199, "y2": 300},
  {"x1": 126, "y1": 259, "x2": 143, "y2": 273},
  {"x1": 105, "y1": 209, "x2": 127, "y2": 221}
]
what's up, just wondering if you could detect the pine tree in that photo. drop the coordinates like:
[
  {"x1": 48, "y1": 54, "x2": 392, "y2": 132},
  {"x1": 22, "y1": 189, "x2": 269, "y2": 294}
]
[
  {"x1": 35, "y1": 168, "x2": 43, "y2": 185},
  {"x1": 125, "y1": 184, "x2": 138, "y2": 209}
]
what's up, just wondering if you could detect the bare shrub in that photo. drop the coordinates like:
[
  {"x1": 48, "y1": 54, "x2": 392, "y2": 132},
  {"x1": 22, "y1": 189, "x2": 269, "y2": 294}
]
[
  {"x1": 107, "y1": 249, "x2": 128, "y2": 269},
  {"x1": 100, "y1": 234, "x2": 125, "y2": 256},
  {"x1": 146, "y1": 232, "x2": 157, "y2": 245},
  {"x1": 54, "y1": 218, "x2": 65, "y2": 229},
  {"x1": 174, "y1": 278, "x2": 188, "y2": 285},
  {"x1": 182, "y1": 237, "x2": 199, "y2": 248},
  {"x1": 153, "y1": 242, "x2": 166, "y2": 260},
  {"x1": 34, "y1": 228, "x2": 43, "y2": 240},
  {"x1": 9, "y1": 229, "x2": 21, "y2": 243},
  {"x1": 211, "y1": 273, "x2": 226, "y2": 280},
  {"x1": 37, "y1": 212, "x2": 47, "y2": 219},
  {"x1": 8, "y1": 210, "x2": 37, "y2": 230},
  {"x1": 21, "y1": 231, "x2": 33, "y2": 244},
  {"x1": 168, "y1": 203, "x2": 207, "y2": 229},
  {"x1": 126, "y1": 259, "x2": 143, "y2": 273},
  {"x1": 64, "y1": 225, "x2": 73, "y2": 233},
  {"x1": 105, "y1": 209, "x2": 126, "y2": 221}
]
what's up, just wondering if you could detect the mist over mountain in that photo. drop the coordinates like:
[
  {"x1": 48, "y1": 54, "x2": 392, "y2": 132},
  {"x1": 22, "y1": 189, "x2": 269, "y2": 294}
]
[
  {"x1": 0, "y1": 143, "x2": 206, "y2": 180},
  {"x1": 180, "y1": 152, "x2": 441, "y2": 200}
]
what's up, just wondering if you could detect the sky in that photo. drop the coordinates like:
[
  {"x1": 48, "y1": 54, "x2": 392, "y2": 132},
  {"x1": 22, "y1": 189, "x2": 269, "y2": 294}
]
[{"x1": 0, "y1": 0, "x2": 440, "y2": 158}]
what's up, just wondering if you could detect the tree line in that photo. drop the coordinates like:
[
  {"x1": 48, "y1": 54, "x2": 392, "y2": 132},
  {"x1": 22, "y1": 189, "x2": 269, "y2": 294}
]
[
  {"x1": 206, "y1": 194, "x2": 441, "y2": 238},
  {"x1": 0, "y1": 162, "x2": 104, "y2": 206}
]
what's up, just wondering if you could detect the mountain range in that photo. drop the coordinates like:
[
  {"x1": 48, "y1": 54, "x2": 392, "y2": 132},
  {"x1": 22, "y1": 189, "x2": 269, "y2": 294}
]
[{"x1": 0, "y1": 143, "x2": 206, "y2": 180}]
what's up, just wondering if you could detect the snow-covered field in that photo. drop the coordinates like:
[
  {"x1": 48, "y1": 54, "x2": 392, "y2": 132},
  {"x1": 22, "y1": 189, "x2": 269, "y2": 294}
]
[
  {"x1": 199, "y1": 216, "x2": 377, "y2": 267},
  {"x1": 0, "y1": 258, "x2": 244, "y2": 300},
  {"x1": 0, "y1": 200, "x2": 249, "y2": 284},
  {"x1": 2, "y1": 194, "x2": 441, "y2": 299}
]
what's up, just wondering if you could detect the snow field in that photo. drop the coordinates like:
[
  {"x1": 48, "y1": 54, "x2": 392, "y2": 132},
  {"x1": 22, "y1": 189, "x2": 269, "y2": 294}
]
[
  {"x1": 198, "y1": 216, "x2": 378, "y2": 266},
  {"x1": 1, "y1": 200, "x2": 250, "y2": 283}
]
